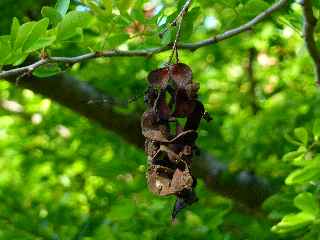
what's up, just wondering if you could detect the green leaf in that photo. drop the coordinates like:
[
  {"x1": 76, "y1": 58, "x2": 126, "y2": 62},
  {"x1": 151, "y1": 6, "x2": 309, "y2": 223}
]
[
  {"x1": 106, "y1": 33, "x2": 129, "y2": 48},
  {"x1": 14, "y1": 18, "x2": 49, "y2": 53},
  {"x1": 55, "y1": 0, "x2": 70, "y2": 16},
  {"x1": 14, "y1": 21, "x2": 36, "y2": 49},
  {"x1": 26, "y1": 36, "x2": 56, "y2": 53},
  {"x1": 242, "y1": 0, "x2": 269, "y2": 18},
  {"x1": 3, "y1": 47, "x2": 28, "y2": 66},
  {"x1": 23, "y1": 18, "x2": 50, "y2": 52},
  {"x1": 12, "y1": 53, "x2": 29, "y2": 66},
  {"x1": 180, "y1": 7, "x2": 200, "y2": 41},
  {"x1": 285, "y1": 164, "x2": 320, "y2": 185},
  {"x1": 107, "y1": 199, "x2": 135, "y2": 221},
  {"x1": 32, "y1": 64, "x2": 62, "y2": 78},
  {"x1": 292, "y1": 154, "x2": 307, "y2": 166},
  {"x1": 41, "y1": 6, "x2": 63, "y2": 26},
  {"x1": 101, "y1": 0, "x2": 113, "y2": 15},
  {"x1": 130, "y1": 9, "x2": 145, "y2": 22},
  {"x1": 313, "y1": 119, "x2": 320, "y2": 141},
  {"x1": 225, "y1": 0, "x2": 238, "y2": 7},
  {"x1": 294, "y1": 127, "x2": 308, "y2": 146},
  {"x1": 57, "y1": 11, "x2": 92, "y2": 41},
  {"x1": 282, "y1": 151, "x2": 303, "y2": 162},
  {"x1": 294, "y1": 192, "x2": 318, "y2": 215},
  {"x1": 284, "y1": 132, "x2": 302, "y2": 146},
  {"x1": 10, "y1": 17, "x2": 20, "y2": 48},
  {"x1": 0, "y1": 36, "x2": 12, "y2": 65},
  {"x1": 271, "y1": 212, "x2": 315, "y2": 234},
  {"x1": 160, "y1": 30, "x2": 171, "y2": 45},
  {"x1": 116, "y1": 0, "x2": 132, "y2": 14}
]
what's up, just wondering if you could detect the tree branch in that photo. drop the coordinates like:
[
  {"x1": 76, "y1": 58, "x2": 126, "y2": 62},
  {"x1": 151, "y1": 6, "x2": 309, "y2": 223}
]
[
  {"x1": 5, "y1": 73, "x2": 144, "y2": 147},
  {"x1": 180, "y1": 0, "x2": 288, "y2": 50},
  {"x1": 0, "y1": 0, "x2": 288, "y2": 79},
  {"x1": 301, "y1": 0, "x2": 320, "y2": 84},
  {"x1": 2, "y1": 73, "x2": 276, "y2": 208},
  {"x1": 247, "y1": 48, "x2": 259, "y2": 114}
]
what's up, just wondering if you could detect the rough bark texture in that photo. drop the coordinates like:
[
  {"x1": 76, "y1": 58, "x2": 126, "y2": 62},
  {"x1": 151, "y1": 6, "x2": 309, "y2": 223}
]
[
  {"x1": 3, "y1": 73, "x2": 275, "y2": 208},
  {"x1": 302, "y1": 0, "x2": 320, "y2": 84}
]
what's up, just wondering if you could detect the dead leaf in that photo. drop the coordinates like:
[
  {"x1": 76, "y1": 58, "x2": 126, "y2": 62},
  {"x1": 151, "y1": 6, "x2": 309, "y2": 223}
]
[
  {"x1": 148, "y1": 67, "x2": 169, "y2": 88},
  {"x1": 170, "y1": 63, "x2": 192, "y2": 88}
]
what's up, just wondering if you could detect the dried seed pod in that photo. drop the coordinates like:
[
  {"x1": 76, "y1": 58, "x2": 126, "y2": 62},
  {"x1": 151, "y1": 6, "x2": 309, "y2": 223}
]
[
  {"x1": 148, "y1": 67, "x2": 170, "y2": 88},
  {"x1": 147, "y1": 165, "x2": 175, "y2": 196},
  {"x1": 142, "y1": 63, "x2": 210, "y2": 219},
  {"x1": 170, "y1": 63, "x2": 193, "y2": 88},
  {"x1": 185, "y1": 82, "x2": 200, "y2": 99},
  {"x1": 170, "y1": 168, "x2": 193, "y2": 193}
]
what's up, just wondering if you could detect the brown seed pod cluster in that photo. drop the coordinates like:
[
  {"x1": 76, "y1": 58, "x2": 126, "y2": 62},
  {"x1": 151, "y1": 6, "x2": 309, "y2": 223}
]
[{"x1": 141, "y1": 63, "x2": 211, "y2": 219}]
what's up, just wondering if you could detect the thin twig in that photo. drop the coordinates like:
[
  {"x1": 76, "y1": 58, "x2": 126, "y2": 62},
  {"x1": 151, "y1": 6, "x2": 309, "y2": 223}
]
[
  {"x1": 159, "y1": 0, "x2": 192, "y2": 37},
  {"x1": 301, "y1": 0, "x2": 320, "y2": 84},
  {"x1": 0, "y1": 0, "x2": 288, "y2": 79},
  {"x1": 169, "y1": 0, "x2": 192, "y2": 63},
  {"x1": 173, "y1": 0, "x2": 192, "y2": 26}
]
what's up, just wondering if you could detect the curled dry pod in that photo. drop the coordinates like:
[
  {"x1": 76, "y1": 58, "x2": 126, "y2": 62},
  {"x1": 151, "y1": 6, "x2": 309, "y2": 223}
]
[
  {"x1": 169, "y1": 130, "x2": 197, "y2": 144},
  {"x1": 142, "y1": 63, "x2": 210, "y2": 219},
  {"x1": 174, "y1": 98, "x2": 197, "y2": 117},
  {"x1": 184, "y1": 101, "x2": 205, "y2": 131},
  {"x1": 147, "y1": 165, "x2": 175, "y2": 196},
  {"x1": 141, "y1": 110, "x2": 170, "y2": 142},
  {"x1": 152, "y1": 145, "x2": 180, "y2": 164},
  {"x1": 144, "y1": 139, "x2": 159, "y2": 160},
  {"x1": 170, "y1": 168, "x2": 193, "y2": 193},
  {"x1": 155, "y1": 90, "x2": 171, "y2": 121},
  {"x1": 171, "y1": 63, "x2": 193, "y2": 88},
  {"x1": 148, "y1": 67, "x2": 169, "y2": 88},
  {"x1": 185, "y1": 82, "x2": 200, "y2": 99},
  {"x1": 144, "y1": 87, "x2": 158, "y2": 107}
]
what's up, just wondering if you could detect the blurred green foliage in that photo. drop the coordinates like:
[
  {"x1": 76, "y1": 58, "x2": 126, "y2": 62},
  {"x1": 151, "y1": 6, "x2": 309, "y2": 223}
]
[{"x1": 1, "y1": 0, "x2": 320, "y2": 239}]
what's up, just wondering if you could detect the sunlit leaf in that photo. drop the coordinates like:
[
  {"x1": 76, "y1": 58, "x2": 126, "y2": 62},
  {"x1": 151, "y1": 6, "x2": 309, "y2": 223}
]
[
  {"x1": 55, "y1": 0, "x2": 70, "y2": 16},
  {"x1": 0, "y1": 36, "x2": 11, "y2": 65},
  {"x1": 10, "y1": 17, "x2": 20, "y2": 48},
  {"x1": 294, "y1": 127, "x2": 308, "y2": 146},
  {"x1": 32, "y1": 64, "x2": 62, "y2": 78},
  {"x1": 56, "y1": 11, "x2": 92, "y2": 41},
  {"x1": 272, "y1": 212, "x2": 315, "y2": 234},
  {"x1": 41, "y1": 6, "x2": 63, "y2": 26},
  {"x1": 285, "y1": 164, "x2": 320, "y2": 185},
  {"x1": 313, "y1": 119, "x2": 320, "y2": 141},
  {"x1": 294, "y1": 192, "x2": 318, "y2": 215}
]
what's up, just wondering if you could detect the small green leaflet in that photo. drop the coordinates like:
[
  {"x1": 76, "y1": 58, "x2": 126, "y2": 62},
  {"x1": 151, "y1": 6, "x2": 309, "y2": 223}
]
[
  {"x1": 23, "y1": 18, "x2": 50, "y2": 52},
  {"x1": 10, "y1": 17, "x2": 20, "y2": 48},
  {"x1": 56, "y1": 11, "x2": 92, "y2": 41},
  {"x1": 41, "y1": 6, "x2": 63, "y2": 26},
  {"x1": 313, "y1": 119, "x2": 320, "y2": 141},
  {"x1": 272, "y1": 212, "x2": 315, "y2": 234},
  {"x1": 285, "y1": 163, "x2": 320, "y2": 185},
  {"x1": 32, "y1": 64, "x2": 62, "y2": 78},
  {"x1": 294, "y1": 192, "x2": 318, "y2": 215},
  {"x1": 0, "y1": 36, "x2": 11, "y2": 65},
  {"x1": 55, "y1": 0, "x2": 70, "y2": 16},
  {"x1": 294, "y1": 127, "x2": 308, "y2": 146}
]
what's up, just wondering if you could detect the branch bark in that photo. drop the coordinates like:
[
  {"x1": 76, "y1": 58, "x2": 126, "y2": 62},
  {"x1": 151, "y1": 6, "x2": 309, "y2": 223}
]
[
  {"x1": 2, "y1": 73, "x2": 275, "y2": 208},
  {"x1": 247, "y1": 48, "x2": 259, "y2": 114},
  {"x1": 0, "y1": 0, "x2": 288, "y2": 79},
  {"x1": 301, "y1": 0, "x2": 320, "y2": 84}
]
